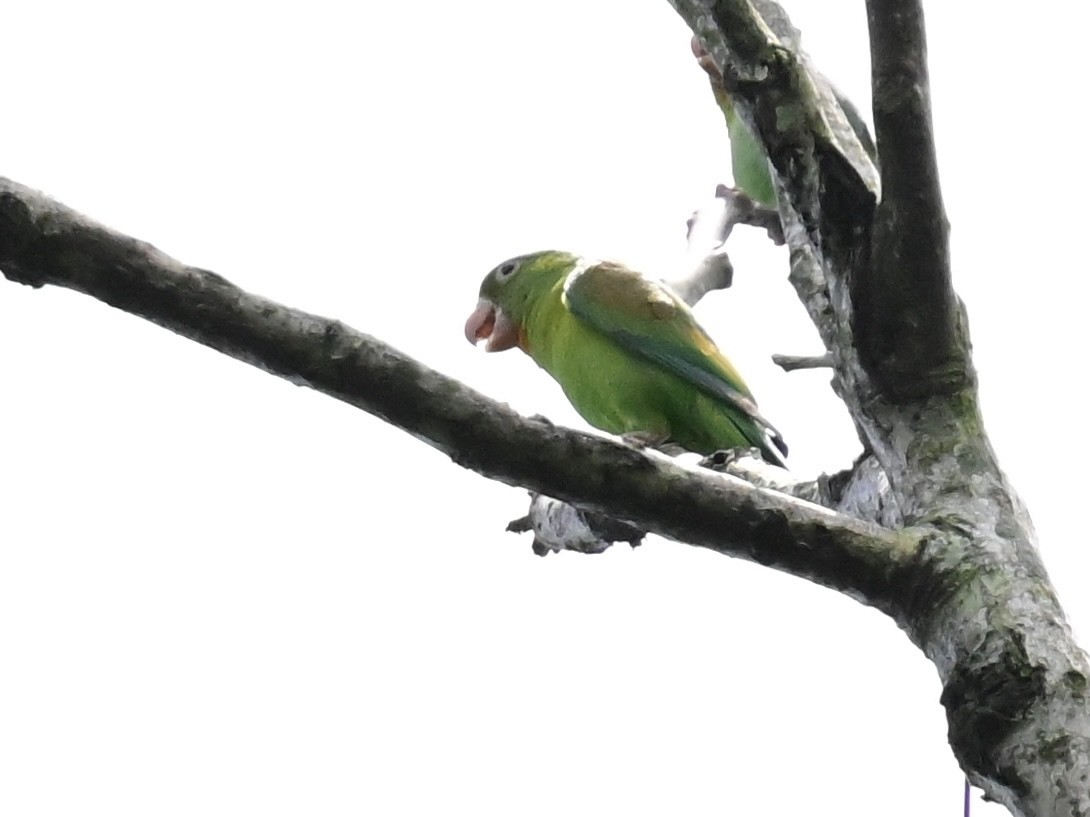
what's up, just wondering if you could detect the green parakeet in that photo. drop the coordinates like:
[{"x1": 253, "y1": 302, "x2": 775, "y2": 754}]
[
  {"x1": 713, "y1": 84, "x2": 778, "y2": 208},
  {"x1": 691, "y1": 37, "x2": 777, "y2": 207},
  {"x1": 692, "y1": 37, "x2": 876, "y2": 209},
  {"x1": 464, "y1": 250, "x2": 787, "y2": 466}
]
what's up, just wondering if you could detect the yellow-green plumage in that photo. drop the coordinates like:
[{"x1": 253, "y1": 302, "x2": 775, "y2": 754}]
[
  {"x1": 692, "y1": 34, "x2": 776, "y2": 208},
  {"x1": 713, "y1": 85, "x2": 777, "y2": 208},
  {"x1": 694, "y1": 37, "x2": 876, "y2": 209},
  {"x1": 465, "y1": 251, "x2": 786, "y2": 465}
]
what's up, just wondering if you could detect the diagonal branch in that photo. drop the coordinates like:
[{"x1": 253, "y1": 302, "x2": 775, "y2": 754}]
[
  {"x1": 0, "y1": 177, "x2": 919, "y2": 612},
  {"x1": 860, "y1": 0, "x2": 968, "y2": 398},
  {"x1": 3, "y1": 146, "x2": 1089, "y2": 813}
]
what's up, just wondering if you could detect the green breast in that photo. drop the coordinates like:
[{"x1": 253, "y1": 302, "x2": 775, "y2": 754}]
[{"x1": 521, "y1": 281, "x2": 765, "y2": 454}]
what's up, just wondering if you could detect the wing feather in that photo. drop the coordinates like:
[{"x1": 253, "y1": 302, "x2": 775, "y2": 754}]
[{"x1": 564, "y1": 261, "x2": 787, "y2": 458}]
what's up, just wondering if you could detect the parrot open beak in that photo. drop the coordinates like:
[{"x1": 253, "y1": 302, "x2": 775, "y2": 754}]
[{"x1": 464, "y1": 299, "x2": 520, "y2": 352}]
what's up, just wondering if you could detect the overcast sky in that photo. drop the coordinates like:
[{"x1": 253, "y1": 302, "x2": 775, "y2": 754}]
[{"x1": 2, "y1": 3, "x2": 1086, "y2": 816}]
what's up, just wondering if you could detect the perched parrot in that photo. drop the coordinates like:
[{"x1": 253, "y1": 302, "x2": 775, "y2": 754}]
[
  {"x1": 464, "y1": 250, "x2": 787, "y2": 466},
  {"x1": 691, "y1": 36, "x2": 876, "y2": 209},
  {"x1": 691, "y1": 37, "x2": 777, "y2": 208},
  {"x1": 713, "y1": 86, "x2": 778, "y2": 208}
]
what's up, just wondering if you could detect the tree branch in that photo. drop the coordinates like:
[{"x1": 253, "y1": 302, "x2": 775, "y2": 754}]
[
  {"x1": 771, "y1": 352, "x2": 832, "y2": 371},
  {"x1": 0, "y1": 177, "x2": 918, "y2": 610},
  {"x1": 860, "y1": 0, "x2": 967, "y2": 398},
  {"x1": 667, "y1": 4, "x2": 1090, "y2": 814},
  {"x1": 2, "y1": 3, "x2": 1088, "y2": 809},
  {"x1": 667, "y1": 184, "x2": 781, "y2": 305}
]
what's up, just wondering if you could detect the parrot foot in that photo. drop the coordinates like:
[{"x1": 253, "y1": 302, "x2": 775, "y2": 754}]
[
  {"x1": 621, "y1": 430, "x2": 667, "y2": 449},
  {"x1": 621, "y1": 431, "x2": 688, "y2": 457},
  {"x1": 711, "y1": 184, "x2": 784, "y2": 246}
]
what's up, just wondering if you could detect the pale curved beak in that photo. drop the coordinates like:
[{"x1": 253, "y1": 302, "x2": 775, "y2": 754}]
[
  {"x1": 464, "y1": 299, "x2": 520, "y2": 352},
  {"x1": 465, "y1": 299, "x2": 495, "y2": 345}
]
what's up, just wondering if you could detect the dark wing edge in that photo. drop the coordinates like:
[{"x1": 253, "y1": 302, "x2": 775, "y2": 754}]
[
  {"x1": 565, "y1": 263, "x2": 789, "y2": 466},
  {"x1": 582, "y1": 326, "x2": 789, "y2": 467}
]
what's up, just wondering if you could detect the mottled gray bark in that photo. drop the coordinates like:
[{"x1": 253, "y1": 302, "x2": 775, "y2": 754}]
[
  {"x1": 863, "y1": 0, "x2": 965, "y2": 397},
  {"x1": 0, "y1": 1, "x2": 1086, "y2": 814},
  {"x1": 667, "y1": 1, "x2": 1090, "y2": 816}
]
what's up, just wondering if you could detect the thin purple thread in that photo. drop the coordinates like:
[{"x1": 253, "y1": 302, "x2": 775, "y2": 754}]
[{"x1": 964, "y1": 779, "x2": 970, "y2": 817}]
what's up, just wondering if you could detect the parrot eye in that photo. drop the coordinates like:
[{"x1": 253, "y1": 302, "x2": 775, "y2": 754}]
[{"x1": 496, "y1": 260, "x2": 520, "y2": 280}]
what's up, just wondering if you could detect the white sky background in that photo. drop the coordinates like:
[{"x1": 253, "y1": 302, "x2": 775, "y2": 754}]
[{"x1": 1, "y1": 2, "x2": 1086, "y2": 815}]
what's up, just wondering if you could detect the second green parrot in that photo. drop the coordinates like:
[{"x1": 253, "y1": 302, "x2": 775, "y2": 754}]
[
  {"x1": 691, "y1": 36, "x2": 776, "y2": 207},
  {"x1": 714, "y1": 85, "x2": 778, "y2": 208},
  {"x1": 465, "y1": 251, "x2": 787, "y2": 466},
  {"x1": 691, "y1": 36, "x2": 876, "y2": 209}
]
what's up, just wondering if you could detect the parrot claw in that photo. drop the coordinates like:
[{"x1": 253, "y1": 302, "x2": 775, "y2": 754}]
[
  {"x1": 621, "y1": 432, "x2": 688, "y2": 457},
  {"x1": 712, "y1": 185, "x2": 785, "y2": 246},
  {"x1": 621, "y1": 430, "x2": 669, "y2": 449}
]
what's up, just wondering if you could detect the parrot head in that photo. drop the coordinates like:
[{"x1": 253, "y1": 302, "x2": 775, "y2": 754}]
[{"x1": 464, "y1": 250, "x2": 577, "y2": 352}]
